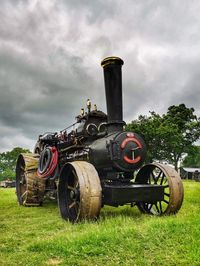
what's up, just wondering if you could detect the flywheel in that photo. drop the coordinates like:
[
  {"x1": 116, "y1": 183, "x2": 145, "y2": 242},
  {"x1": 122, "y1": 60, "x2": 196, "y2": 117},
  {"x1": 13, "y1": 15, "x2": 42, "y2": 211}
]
[
  {"x1": 16, "y1": 153, "x2": 46, "y2": 206},
  {"x1": 135, "y1": 162, "x2": 184, "y2": 215},
  {"x1": 58, "y1": 161, "x2": 102, "y2": 222}
]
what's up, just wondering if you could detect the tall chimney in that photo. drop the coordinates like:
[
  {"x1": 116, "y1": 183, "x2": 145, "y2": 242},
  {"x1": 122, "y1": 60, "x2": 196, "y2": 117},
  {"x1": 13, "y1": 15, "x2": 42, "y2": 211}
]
[{"x1": 101, "y1": 56, "x2": 125, "y2": 132}]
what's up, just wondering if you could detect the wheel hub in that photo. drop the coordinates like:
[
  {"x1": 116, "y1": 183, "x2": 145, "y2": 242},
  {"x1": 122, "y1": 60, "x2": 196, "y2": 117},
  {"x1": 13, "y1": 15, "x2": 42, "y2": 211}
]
[{"x1": 70, "y1": 189, "x2": 79, "y2": 200}]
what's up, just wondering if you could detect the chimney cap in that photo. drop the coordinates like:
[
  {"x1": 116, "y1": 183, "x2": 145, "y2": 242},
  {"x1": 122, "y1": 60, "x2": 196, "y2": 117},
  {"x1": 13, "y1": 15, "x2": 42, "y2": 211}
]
[{"x1": 101, "y1": 56, "x2": 124, "y2": 68}]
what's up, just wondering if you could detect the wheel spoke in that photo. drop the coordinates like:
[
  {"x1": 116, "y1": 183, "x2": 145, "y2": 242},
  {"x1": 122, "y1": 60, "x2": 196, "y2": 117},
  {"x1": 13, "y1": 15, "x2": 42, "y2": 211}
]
[
  {"x1": 74, "y1": 180, "x2": 79, "y2": 188},
  {"x1": 144, "y1": 203, "x2": 148, "y2": 212},
  {"x1": 72, "y1": 170, "x2": 77, "y2": 180},
  {"x1": 163, "y1": 178, "x2": 168, "y2": 184},
  {"x1": 20, "y1": 191, "x2": 27, "y2": 200},
  {"x1": 74, "y1": 202, "x2": 80, "y2": 214},
  {"x1": 164, "y1": 192, "x2": 170, "y2": 197},
  {"x1": 151, "y1": 172, "x2": 156, "y2": 183},
  {"x1": 68, "y1": 201, "x2": 80, "y2": 220},
  {"x1": 67, "y1": 185, "x2": 74, "y2": 190},
  {"x1": 163, "y1": 185, "x2": 169, "y2": 188},
  {"x1": 160, "y1": 173, "x2": 165, "y2": 185},
  {"x1": 154, "y1": 203, "x2": 160, "y2": 213},
  {"x1": 20, "y1": 165, "x2": 25, "y2": 171},
  {"x1": 157, "y1": 170, "x2": 162, "y2": 179},
  {"x1": 163, "y1": 199, "x2": 169, "y2": 204},
  {"x1": 159, "y1": 201, "x2": 163, "y2": 213},
  {"x1": 68, "y1": 201, "x2": 76, "y2": 209},
  {"x1": 154, "y1": 171, "x2": 162, "y2": 184}
]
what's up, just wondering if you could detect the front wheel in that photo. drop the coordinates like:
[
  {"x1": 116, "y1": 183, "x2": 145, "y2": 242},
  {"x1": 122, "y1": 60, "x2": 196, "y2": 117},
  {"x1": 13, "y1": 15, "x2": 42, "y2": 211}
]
[
  {"x1": 135, "y1": 163, "x2": 184, "y2": 215},
  {"x1": 58, "y1": 161, "x2": 102, "y2": 223}
]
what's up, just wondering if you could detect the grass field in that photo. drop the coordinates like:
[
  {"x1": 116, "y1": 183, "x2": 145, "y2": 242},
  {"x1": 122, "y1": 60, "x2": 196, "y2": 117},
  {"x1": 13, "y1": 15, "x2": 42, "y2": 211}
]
[{"x1": 0, "y1": 181, "x2": 200, "y2": 266}]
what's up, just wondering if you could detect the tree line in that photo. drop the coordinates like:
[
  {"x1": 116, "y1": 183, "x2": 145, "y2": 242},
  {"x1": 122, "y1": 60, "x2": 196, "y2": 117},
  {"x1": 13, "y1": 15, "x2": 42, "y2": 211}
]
[
  {"x1": 0, "y1": 103, "x2": 200, "y2": 180},
  {"x1": 0, "y1": 147, "x2": 30, "y2": 181},
  {"x1": 126, "y1": 103, "x2": 200, "y2": 170}
]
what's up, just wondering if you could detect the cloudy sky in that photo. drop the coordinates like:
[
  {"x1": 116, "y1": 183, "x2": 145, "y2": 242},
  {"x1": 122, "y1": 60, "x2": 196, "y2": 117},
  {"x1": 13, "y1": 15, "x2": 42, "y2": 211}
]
[{"x1": 0, "y1": 0, "x2": 200, "y2": 152}]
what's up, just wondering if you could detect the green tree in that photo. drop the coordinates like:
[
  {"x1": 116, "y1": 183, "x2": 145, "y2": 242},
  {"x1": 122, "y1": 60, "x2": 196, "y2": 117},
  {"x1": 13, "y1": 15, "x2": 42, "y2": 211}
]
[
  {"x1": 0, "y1": 147, "x2": 30, "y2": 181},
  {"x1": 126, "y1": 104, "x2": 200, "y2": 170},
  {"x1": 126, "y1": 112, "x2": 163, "y2": 163},
  {"x1": 182, "y1": 146, "x2": 200, "y2": 167}
]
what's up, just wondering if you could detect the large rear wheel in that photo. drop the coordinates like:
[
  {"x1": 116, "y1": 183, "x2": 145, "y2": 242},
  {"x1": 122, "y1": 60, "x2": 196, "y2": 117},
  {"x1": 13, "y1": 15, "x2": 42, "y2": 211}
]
[
  {"x1": 16, "y1": 153, "x2": 45, "y2": 206},
  {"x1": 135, "y1": 163, "x2": 184, "y2": 215},
  {"x1": 58, "y1": 161, "x2": 102, "y2": 223}
]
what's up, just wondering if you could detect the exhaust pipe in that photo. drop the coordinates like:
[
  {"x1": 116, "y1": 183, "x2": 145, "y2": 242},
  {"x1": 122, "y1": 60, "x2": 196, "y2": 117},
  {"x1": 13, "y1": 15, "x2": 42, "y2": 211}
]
[{"x1": 101, "y1": 56, "x2": 125, "y2": 132}]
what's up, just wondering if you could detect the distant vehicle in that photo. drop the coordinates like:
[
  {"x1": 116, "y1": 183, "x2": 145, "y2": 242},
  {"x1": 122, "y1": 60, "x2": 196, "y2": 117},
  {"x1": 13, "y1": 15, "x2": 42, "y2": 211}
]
[
  {"x1": 180, "y1": 167, "x2": 200, "y2": 181},
  {"x1": 0, "y1": 180, "x2": 16, "y2": 188}
]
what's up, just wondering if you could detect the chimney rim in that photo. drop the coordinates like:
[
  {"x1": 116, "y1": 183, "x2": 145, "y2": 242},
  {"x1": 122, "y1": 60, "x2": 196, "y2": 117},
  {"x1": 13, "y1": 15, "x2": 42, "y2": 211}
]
[{"x1": 101, "y1": 56, "x2": 124, "y2": 68}]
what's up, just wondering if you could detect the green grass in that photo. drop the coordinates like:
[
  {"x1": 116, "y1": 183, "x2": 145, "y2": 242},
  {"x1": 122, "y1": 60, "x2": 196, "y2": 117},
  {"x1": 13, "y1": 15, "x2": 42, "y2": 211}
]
[{"x1": 0, "y1": 181, "x2": 200, "y2": 266}]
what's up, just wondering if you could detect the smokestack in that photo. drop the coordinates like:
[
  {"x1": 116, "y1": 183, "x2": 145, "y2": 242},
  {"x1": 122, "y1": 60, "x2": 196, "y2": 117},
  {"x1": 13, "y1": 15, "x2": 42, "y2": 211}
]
[{"x1": 101, "y1": 56, "x2": 125, "y2": 132}]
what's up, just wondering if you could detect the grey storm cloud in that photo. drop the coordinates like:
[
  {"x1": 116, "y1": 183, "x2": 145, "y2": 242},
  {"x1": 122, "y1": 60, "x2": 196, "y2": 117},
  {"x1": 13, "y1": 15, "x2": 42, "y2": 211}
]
[{"x1": 0, "y1": 0, "x2": 200, "y2": 151}]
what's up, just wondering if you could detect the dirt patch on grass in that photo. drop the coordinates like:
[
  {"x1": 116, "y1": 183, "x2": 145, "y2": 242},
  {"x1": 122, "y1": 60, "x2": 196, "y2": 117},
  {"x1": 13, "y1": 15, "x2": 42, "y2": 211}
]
[{"x1": 46, "y1": 258, "x2": 63, "y2": 265}]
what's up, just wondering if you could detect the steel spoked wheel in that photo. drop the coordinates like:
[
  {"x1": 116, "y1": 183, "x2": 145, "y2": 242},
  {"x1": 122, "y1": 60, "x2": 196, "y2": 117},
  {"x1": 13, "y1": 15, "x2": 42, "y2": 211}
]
[
  {"x1": 16, "y1": 155, "x2": 27, "y2": 205},
  {"x1": 135, "y1": 163, "x2": 184, "y2": 215},
  {"x1": 16, "y1": 153, "x2": 45, "y2": 206},
  {"x1": 63, "y1": 166, "x2": 81, "y2": 221},
  {"x1": 58, "y1": 161, "x2": 102, "y2": 223}
]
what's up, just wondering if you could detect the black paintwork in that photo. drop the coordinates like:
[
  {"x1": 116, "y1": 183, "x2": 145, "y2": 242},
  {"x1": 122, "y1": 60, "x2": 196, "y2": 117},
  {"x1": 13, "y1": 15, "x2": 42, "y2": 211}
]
[
  {"x1": 35, "y1": 57, "x2": 164, "y2": 206},
  {"x1": 102, "y1": 57, "x2": 125, "y2": 132},
  {"x1": 103, "y1": 183, "x2": 164, "y2": 205}
]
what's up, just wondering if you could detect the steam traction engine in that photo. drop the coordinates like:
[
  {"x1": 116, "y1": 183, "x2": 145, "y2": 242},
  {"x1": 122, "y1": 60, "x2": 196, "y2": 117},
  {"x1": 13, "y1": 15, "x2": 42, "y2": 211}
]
[{"x1": 16, "y1": 57, "x2": 184, "y2": 222}]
